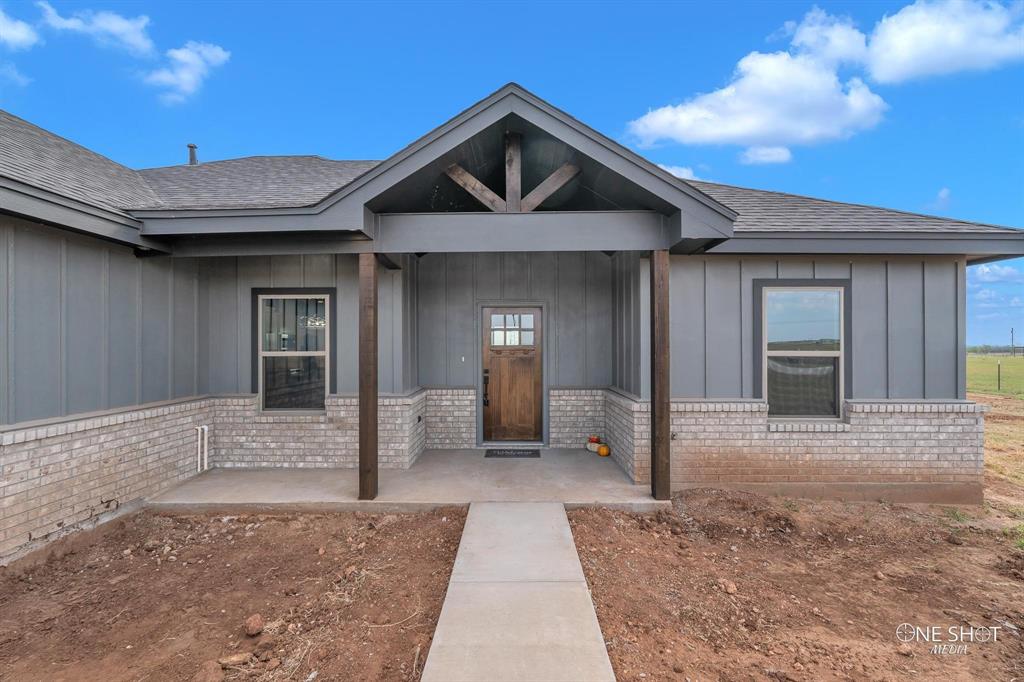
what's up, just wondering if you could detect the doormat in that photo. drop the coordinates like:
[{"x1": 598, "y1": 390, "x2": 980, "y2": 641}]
[{"x1": 485, "y1": 449, "x2": 541, "y2": 458}]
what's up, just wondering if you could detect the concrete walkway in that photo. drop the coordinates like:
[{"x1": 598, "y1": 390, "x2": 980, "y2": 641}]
[{"x1": 421, "y1": 502, "x2": 615, "y2": 682}]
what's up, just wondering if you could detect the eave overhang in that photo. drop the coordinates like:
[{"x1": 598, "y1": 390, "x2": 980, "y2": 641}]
[
  {"x1": 704, "y1": 230, "x2": 1024, "y2": 263},
  {"x1": 0, "y1": 176, "x2": 168, "y2": 252}
]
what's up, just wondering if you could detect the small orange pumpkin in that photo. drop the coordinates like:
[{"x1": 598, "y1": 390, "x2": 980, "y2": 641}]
[{"x1": 597, "y1": 444, "x2": 610, "y2": 457}]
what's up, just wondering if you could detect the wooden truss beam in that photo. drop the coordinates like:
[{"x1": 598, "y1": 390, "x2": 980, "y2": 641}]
[
  {"x1": 445, "y1": 164, "x2": 506, "y2": 212},
  {"x1": 521, "y1": 163, "x2": 580, "y2": 212},
  {"x1": 505, "y1": 132, "x2": 522, "y2": 212}
]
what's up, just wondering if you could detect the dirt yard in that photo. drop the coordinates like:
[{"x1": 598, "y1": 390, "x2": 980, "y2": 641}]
[
  {"x1": 571, "y1": 392, "x2": 1024, "y2": 681},
  {"x1": 0, "y1": 508, "x2": 465, "y2": 681}
]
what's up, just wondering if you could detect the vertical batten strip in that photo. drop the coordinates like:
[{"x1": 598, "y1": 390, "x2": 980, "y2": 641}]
[
  {"x1": 59, "y1": 238, "x2": 66, "y2": 416},
  {"x1": 1, "y1": 224, "x2": 10, "y2": 424},
  {"x1": 885, "y1": 260, "x2": 892, "y2": 399},
  {"x1": 956, "y1": 258, "x2": 967, "y2": 399}
]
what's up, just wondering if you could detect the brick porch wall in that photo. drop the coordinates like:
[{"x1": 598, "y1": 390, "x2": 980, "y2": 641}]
[
  {"x1": 212, "y1": 391, "x2": 427, "y2": 469},
  {"x1": 0, "y1": 391, "x2": 430, "y2": 562},
  {"x1": 424, "y1": 388, "x2": 476, "y2": 449},
  {"x1": 549, "y1": 389, "x2": 605, "y2": 448},
  {"x1": 0, "y1": 398, "x2": 216, "y2": 561}
]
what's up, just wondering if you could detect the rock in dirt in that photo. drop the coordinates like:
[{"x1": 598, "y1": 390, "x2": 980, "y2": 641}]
[
  {"x1": 218, "y1": 652, "x2": 252, "y2": 668},
  {"x1": 191, "y1": 660, "x2": 224, "y2": 682},
  {"x1": 718, "y1": 579, "x2": 738, "y2": 594},
  {"x1": 947, "y1": 533, "x2": 964, "y2": 546},
  {"x1": 244, "y1": 613, "x2": 264, "y2": 636},
  {"x1": 344, "y1": 565, "x2": 358, "y2": 581},
  {"x1": 267, "y1": 658, "x2": 281, "y2": 670},
  {"x1": 874, "y1": 571, "x2": 885, "y2": 580}
]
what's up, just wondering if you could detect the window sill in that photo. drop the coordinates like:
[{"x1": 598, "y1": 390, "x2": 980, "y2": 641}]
[
  {"x1": 767, "y1": 419, "x2": 850, "y2": 433},
  {"x1": 259, "y1": 409, "x2": 328, "y2": 417}
]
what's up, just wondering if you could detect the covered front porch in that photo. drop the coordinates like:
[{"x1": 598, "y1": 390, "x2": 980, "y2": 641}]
[{"x1": 150, "y1": 448, "x2": 662, "y2": 512}]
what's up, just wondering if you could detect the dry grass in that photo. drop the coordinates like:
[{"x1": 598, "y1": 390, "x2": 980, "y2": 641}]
[{"x1": 971, "y1": 392, "x2": 1024, "y2": 486}]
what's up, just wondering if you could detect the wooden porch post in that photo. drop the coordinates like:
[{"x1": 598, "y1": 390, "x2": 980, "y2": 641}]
[
  {"x1": 650, "y1": 249, "x2": 671, "y2": 500},
  {"x1": 359, "y1": 252, "x2": 378, "y2": 500}
]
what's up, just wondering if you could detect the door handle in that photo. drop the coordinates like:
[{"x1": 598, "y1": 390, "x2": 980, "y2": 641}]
[{"x1": 482, "y1": 369, "x2": 489, "y2": 407}]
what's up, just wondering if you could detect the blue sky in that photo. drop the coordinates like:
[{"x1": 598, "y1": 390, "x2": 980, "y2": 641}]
[{"x1": 0, "y1": 0, "x2": 1021, "y2": 344}]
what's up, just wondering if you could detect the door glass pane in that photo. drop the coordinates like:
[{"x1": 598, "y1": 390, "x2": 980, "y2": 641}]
[
  {"x1": 262, "y1": 298, "x2": 326, "y2": 352},
  {"x1": 767, "y1": 357, "x2": 838, "y2": 416},
  {"x1": 521, "y1": 314, "x2": 534, "y2": 329},
  {"x1": 491, "y1": 330, "x2": 505, "y2": 346},
  {"x1": 491, "y1": 314, "x2": 504, "y2": 329},
  {"x1": 263, "y1": 356, "x2": 326, "y2": 410},
  {"x1": 505, "y1": 314, "x2": 519, "y2": 328},
  {"x1": 521, "y1": 331, "x2": 534, "y2": 346},
  {"x1": 506, "y1": 330, "x2": 520, "y2": 345},
  {"x1": 765, "y1": 290, "x2": 840, "y2": 351}
]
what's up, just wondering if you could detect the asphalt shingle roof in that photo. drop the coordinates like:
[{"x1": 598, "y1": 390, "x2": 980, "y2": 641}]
[
  {"x1": 0, "y1": 110, "x2": 162, "y2": 215},
  {"x1": 687, "y1": 179, "x2": 1016, "y2": 234},
  {"x1": 137, "y1": 156, "x2": 379, "y2": 210},
  {"x1": 0, "y1": 107, "x2": 1018, "y2": 236}
]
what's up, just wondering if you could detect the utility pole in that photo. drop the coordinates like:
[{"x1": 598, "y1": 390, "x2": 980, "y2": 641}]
[{"x1": 1012, "y1": 327, "x2": 1015, "y2": 358}]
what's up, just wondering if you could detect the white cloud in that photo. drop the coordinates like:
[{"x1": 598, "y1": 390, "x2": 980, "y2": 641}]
[
  {"x1": 0, "y1": 7, "x2": 39, "y2": 50},
  {"x1": 740, "y1": 146, "x2": 793, "y2": 164},
  {"x1": 629, "y1": 1, "x2": 1024, "y2": 158},
  {"x1": 1011, "y1": 296, "x2": 1023, "y2": 307},
  {"x1": 0, "y1": 61, "x2": 30, "y2": 86},
  {"x1": 145, "y1": 41, "x2": 229, "y2": 104},
  {"x1": 629, "y1": 51, "x2": 887, "y2": 149},
  {"x1": 791, "y1": 7, "x2": 867, "y2": 66},
  {"x1": 972, "y1": 263, "x2": 1024, "y2": 283},
  {"x1": 37, "y1": 1, "x2": 154, "y2": 55},
  {"x1": 868, "y1": 0, "x2": 1024, "y2": 83},
  {"x1": 975, "y1": 287, "x2": 999, "y2": 300},
  {"x1": 658, "y1": 164, "x2": 700, "y2": 180},
  {"x1": 927, "y1": 186, "x2": 952, "y2": 210}
]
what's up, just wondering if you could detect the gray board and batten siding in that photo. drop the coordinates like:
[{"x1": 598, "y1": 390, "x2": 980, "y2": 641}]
[
  {"x1": 0, "y1": 216, "x2": 419, "y2": 426},
  {"x1": 415, "y1": 252, "x2": 613, "y2": 390},
  {"x1": 669, "y1": 254, "x2": 966, "y2": 401},
  {"x1": 199, "y1": 253, "x2": 417, "y2": 397},
  {"x1": 1, "y1": 216, "x2": 202, "y2": 425},
  {"x1": 1, "y1": 220, "x2": 969, "y2": 428}
]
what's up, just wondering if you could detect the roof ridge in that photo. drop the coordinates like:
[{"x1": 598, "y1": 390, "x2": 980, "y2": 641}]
[
  {"x1": 137, "y1": 155, "x2": 382, "y2": 171},
  {"x1": 687, "y1": 179, "x2": 1020, "y2": 232}
]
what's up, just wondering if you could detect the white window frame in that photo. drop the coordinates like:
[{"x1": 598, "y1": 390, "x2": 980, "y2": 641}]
[
  {"x1": 257, "y1": 293, "x2": 330, "y2": 412},
  {"x1": 761, "y1": 286, "x2": 844, "y2": 419}
]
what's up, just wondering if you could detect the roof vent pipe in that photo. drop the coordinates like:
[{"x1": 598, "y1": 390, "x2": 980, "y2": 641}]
[{"x1": 187, "y1": 143, "x2": 198, "y2": 165}]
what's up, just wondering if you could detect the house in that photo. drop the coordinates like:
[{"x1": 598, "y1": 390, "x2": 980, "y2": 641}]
[{"x1": 1, "y1": 84, "x2": 1021, "y2": 560}]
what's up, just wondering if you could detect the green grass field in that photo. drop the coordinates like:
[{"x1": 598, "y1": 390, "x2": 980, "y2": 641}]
[{"x1": 967, "y1": 354, "x2": 1024, "y2": 398}]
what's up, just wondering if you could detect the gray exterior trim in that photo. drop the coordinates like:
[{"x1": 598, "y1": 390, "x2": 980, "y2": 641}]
[
  {"x1": 708, "y1": 231, "x2": 1024, "y2": 260},
  {"x1": 1, "y1": 179, "x2": 168, "y2": 251},
  {"x1": 249, "y1": 287, "x2": 338, "y2": 395},
  {"x1": 751, "y1": 278, "x2": 853, "y2": 401},
  {"x1": 167, "y1": 233, "x2": 372, "y2": 258},
  {"x1": 376, "y1": 211, "x2": 668, "y2": 252}
]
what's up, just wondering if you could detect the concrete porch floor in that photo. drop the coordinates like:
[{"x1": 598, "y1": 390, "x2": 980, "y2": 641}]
[{"x1": 150, "y1": 448, "x2": 665, "y2": 512}]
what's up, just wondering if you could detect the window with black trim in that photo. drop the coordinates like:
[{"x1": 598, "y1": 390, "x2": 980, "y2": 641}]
[
  {"x1": 762, "y1": 286, "x2": 844, "y2": 417},
  {"x1": 257, "y1": 295, "x2": 329, "y2": 410}
]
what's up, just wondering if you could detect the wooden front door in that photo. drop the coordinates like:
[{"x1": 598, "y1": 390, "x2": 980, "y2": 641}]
[{"x1": 482, "y1": 307, "x2": 542, "y2": 441}]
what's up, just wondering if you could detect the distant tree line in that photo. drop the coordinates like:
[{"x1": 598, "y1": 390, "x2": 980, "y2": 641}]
[{"x1": 968, "y1": 345, "x2": 1019, "y2": 355}]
